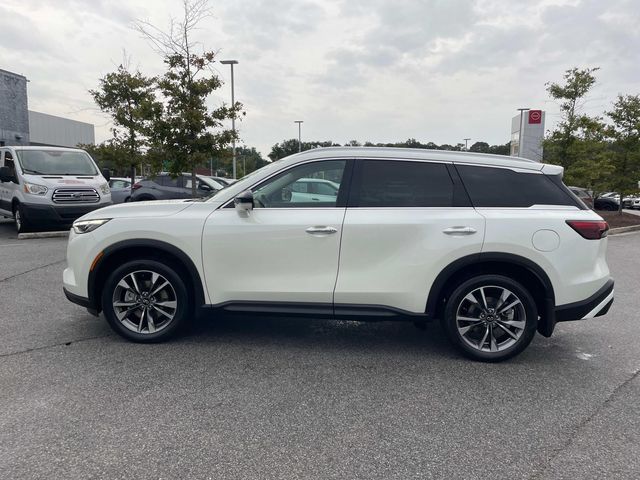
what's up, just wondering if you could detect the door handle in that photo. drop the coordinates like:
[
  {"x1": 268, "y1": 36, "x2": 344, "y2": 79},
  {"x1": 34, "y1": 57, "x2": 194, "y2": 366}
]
[
  {"x1": 306, "y1": 226, "x2": 338, "y2": 235},
  {"x1": 443, "y1": 226, "x2": 477, "y2": 235}
]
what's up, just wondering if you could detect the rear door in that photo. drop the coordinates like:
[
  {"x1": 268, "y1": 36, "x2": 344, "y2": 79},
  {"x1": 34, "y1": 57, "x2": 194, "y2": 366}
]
[{"x1": 334, "y1": 159, "x2": 486, "y2": 314}]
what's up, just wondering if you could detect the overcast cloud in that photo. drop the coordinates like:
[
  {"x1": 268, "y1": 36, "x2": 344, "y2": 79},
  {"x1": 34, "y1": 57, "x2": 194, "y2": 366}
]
[{"x1": 1, "y1": 0, "x2": 638, "y2": 155}]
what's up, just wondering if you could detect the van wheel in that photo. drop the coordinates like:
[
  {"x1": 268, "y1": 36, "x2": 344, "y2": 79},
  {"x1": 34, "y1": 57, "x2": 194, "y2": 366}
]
[
  {"x1": 442, "y1": 275, "x2": 537, "y2": 362},
  {"x1": 13, "y1": 204, "x2": 31, "y2": 234},
  {"x1": 101, "y1": 259, "x2": 191, "y2": 343}
]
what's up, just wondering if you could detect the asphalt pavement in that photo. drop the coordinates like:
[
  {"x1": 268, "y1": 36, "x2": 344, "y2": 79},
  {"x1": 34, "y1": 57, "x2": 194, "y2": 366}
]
[{"x1": 0, "y1": 217, "x2": 639, "y2": 479}]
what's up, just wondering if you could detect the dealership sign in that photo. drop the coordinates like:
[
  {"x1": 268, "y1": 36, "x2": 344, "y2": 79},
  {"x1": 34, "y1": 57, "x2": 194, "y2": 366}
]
[{"x1": 529, "y1": 110, "x2": 542, "y2": 124}]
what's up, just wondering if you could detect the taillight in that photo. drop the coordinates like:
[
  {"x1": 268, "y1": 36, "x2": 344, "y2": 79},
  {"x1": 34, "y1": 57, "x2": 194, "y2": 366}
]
[
  {"x1": 566, "y1": 220, "x2": 609, "y2": 240},
  {"x1": 131, "y1": 182, "x2": 142, "y2": 190}
]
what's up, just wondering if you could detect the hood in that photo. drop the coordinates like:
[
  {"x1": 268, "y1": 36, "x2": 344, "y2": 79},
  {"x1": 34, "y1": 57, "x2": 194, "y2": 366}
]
[
  {"x1": 79, "y1": 199, "x2": 194, "y2": 221},
  {"x1": 23, "y1": 173, "x2": 108, "y2": 188}
]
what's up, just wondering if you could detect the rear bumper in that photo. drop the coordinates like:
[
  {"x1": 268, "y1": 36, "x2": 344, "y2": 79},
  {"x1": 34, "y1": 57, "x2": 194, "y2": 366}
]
[
  {"x1": 22, "y1": 202, "x2": 112, "y2": 229},
  {"x1": 555, "y1": 279, "x2": 614, "y2": 322}
]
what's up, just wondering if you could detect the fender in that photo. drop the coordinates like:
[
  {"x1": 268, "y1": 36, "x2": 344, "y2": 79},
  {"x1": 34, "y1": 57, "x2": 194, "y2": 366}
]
[
  {"x1": 88, "y1": 239, "x2": 206, "y2": 311},
  {"x1": 425, "y1": 252, "x2": 557, "y2": 336}
]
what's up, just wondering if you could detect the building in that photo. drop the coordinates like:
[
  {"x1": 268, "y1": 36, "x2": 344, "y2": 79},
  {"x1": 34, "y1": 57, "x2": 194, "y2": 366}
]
[
  {"x1": 510, "y1": 109, "x2": 545, "y2": 161},
  {"x1": 0, "y1": 68, "x2": 94, "y2": 148},
  {"x1": 0, "y1": 68, "x2": 29, "y2": 146},
  {"x1": 28, "y1": 111, "x2": 95, "y2": 147}
]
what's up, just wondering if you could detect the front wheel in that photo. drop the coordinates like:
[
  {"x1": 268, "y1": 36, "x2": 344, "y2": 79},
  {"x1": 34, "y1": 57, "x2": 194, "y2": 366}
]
[
  {"x1": 13, "y1": 203, "x2": 31, "y2": 234},
  {"x1": 442, "y1": 275, "x2": 537, "y2": 362},
  {"x1": 101, "y1": 260, "x2": 191, "y2": 342}
]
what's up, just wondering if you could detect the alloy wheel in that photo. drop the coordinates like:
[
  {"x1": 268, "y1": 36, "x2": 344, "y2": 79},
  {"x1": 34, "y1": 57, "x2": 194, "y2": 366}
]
[
  {"x1": 455, "y1": 285, "x2": 527, "y2": 353},
  {"x1": 112, "y1": 270, "x2": 178, "y2": 334}
]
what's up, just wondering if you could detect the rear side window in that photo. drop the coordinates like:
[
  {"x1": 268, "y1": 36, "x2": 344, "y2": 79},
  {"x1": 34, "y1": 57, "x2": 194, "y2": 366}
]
[
  {"x1": 456, "y1": 165, "x2": 578, "y2": 208},
  {"x1": 157, "y1": 175, "x2": 180, "y2": 188},
  {"x1": 353, "y1": 160, "x2": 454, "y2": 207}
]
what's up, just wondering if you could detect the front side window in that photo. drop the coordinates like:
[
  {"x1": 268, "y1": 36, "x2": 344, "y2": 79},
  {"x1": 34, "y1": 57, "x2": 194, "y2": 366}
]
[
  {"x1": 16, "y1": 150, "x2": 98, "y2": 175},
  {"x1": 353, "y1": 160, "x2": 454, "y2": 207},
  {"x1": 252, "y1": 160, "x2": 346, "y2": 208}
]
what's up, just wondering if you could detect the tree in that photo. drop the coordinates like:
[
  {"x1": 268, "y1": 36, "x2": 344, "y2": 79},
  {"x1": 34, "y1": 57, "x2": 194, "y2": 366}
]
[
  {"x1": 544, "y1": 67, "x2": 600, "y2": 169},
  {"x1": 469, "y1": 141, "x2": 490, "y2": 153},
  {"x1": 89, "y1": 63, "x2": 160, "y2": 184},
  {"x1": 268, "y1": 139, "x2": 339, "y2": 161},
  {"x1": 606, "y1": 94, "x2": 640, "y2": 212},
  {"x1": 135, "y1": 0, "x2": 241, "y2": 197}
]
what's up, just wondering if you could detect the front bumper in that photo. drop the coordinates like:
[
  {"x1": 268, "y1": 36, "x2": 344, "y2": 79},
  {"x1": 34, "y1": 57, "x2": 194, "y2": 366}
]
[
  {"x1": 555, "y1": 279, "x2": 614, "y2": 322},
  {"x1": 63, "y1": 287, "x2": 99, "y2": 317},
  {"x1": 22, "y1": 202, "x2": 112, "y2": 229}
]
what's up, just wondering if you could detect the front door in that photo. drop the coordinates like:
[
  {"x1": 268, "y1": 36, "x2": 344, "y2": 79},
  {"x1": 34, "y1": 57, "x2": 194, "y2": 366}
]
[{"x1": 202, "y1": 159, "x2": 351, "y2": 307}]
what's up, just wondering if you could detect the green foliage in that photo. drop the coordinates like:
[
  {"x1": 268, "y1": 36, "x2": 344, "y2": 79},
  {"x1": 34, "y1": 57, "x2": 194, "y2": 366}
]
[
  {"x1": 606, "y1": 95, "x2": 640, "y2": 198},
  {"x1": 268, "y1": 138, "x2": 510, "y2": 161},
  {"x1": 89, "y1": 64, "x2": 161, "y2": 176}
]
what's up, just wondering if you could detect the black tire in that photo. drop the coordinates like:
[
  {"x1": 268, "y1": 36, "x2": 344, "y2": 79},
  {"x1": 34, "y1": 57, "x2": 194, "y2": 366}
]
[
  {"x1": 101, "y1": 259, "x2": 192, "y2": 343},
  {"x1": 134, "y1": 195, "x2": 156, "y2": 202},
  {"x1": 442, "y1": 274, "x2": 537, "y2": 362},
  {"x1": 124, "y1": 196, "x2": 131, "y2": 203},
  {"x1": 13, "y1": 203, "x2": 32, "y2": 234}
]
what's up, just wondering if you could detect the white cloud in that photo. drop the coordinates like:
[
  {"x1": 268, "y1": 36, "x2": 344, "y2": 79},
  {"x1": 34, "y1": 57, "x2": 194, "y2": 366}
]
[{"x1": 1, "y1": 0, "x2": 638, "y2": 156}]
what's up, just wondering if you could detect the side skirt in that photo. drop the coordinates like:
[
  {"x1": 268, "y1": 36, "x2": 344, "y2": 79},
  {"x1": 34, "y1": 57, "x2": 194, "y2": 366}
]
[{"x1": 202, "y1": 301, "x2": 430, "y2": 322}]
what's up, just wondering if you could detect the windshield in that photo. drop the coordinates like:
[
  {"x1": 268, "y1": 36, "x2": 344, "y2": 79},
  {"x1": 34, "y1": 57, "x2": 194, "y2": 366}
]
[{"x1": 16, "y1": 150, "x2": 99, "y2": 175}]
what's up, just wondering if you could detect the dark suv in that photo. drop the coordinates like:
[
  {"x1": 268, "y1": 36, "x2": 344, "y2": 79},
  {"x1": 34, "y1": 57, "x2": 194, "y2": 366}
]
[{"x1": 130, "y1": 173, "x2": 225, "y2": 201}]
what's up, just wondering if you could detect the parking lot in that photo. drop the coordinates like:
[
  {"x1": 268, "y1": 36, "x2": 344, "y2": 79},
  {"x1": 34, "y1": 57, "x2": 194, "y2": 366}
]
[{"x1": 0, "y1": 218, "x2": 639, "y2": 479}]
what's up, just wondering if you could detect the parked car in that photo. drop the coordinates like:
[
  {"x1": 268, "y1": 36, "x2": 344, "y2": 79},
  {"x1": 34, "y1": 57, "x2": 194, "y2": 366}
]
[
  {"x1": 568, "y1": 186, "x2": 593, "y2": 209},
  {"x1": 594, "y1": 196, "x2": 619, "y2": 211},
  {"x1": 0, "y1": 146, "x2": 111, "y2": 233},
  {"x1": 130, "y1": 173, "x2": 225, "y2": 201},
  {"x1": 206, "y1": 176, "x2": 234, "y2": 186},
  {"x1": 109, "y1": 178, "x2": 132, "y2": 204},
  {"x1": 63, "y1": 147, "x2": 613, "y2": 362}
]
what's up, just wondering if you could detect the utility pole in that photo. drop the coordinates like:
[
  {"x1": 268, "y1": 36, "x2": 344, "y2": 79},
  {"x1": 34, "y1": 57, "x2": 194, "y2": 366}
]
[
  {"x1": 221, "y1": 60, "x2": 239, "y2": 178},
  {"x1": 294, "y1": 120, "x2": 304, "y2": 152},
  {"x1": 464, "y1": 138, "x2": 471, "y2": 151}
]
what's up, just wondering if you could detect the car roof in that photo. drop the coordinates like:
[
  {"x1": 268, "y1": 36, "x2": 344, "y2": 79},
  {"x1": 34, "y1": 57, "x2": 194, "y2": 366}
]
[
  {"x1": 7, "y1": 146, "x2": 87, "y2": 152},
  {"x1": 281, "y1": 146, "x2": 559, "y2": 173}
]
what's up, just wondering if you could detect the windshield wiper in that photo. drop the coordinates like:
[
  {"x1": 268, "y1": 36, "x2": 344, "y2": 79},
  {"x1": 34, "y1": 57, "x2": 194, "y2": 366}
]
[{"x1": 22, "y1": 168, "x2": 44, "y2": 174}]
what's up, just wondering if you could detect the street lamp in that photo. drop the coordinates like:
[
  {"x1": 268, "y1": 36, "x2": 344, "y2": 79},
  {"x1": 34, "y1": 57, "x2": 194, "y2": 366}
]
[
  {"x1": 516, "y1": 108, "x2": 530, "y2": 157},
  {"x1": 294, "y1": 120, "x2": 303, "y2": 152},
  {"x1": 463, "y1": 138, "x2": 471, "y2": 151},
  {"x1": 221, "y1": 59, "x2": 239, "y2": 178}
]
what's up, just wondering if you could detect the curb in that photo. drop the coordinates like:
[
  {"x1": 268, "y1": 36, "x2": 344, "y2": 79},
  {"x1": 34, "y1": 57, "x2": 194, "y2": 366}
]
[
  {"x1": 18, "y1": 231, "x2": 69, "y2": 240},
  {"x1": 608, "y1": 224, "x2": 640, "y2": 236}
]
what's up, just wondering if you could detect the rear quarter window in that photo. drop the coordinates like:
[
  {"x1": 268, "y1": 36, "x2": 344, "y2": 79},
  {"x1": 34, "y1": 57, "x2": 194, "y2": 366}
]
[{"x1": 456, "y1": 165, "x2": 581, "y2": 208}]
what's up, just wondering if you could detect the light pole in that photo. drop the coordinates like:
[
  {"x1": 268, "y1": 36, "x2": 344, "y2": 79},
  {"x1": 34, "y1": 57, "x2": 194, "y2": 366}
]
[
  {"x1": 294, "y1": 120, "x2": 303, "y2": 152},
  {"x1": 516, "y1": 108, "x2": 530, "y2": 157},
  {"x1": 463, "y1": 138, "x2": 471, "y2": 151},
  {"x1": 221, "y1": 59, "x2": 239, "y2": 178}
]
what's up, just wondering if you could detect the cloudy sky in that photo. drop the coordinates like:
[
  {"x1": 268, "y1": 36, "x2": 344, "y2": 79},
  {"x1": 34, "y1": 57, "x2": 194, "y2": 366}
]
[{"x1": 2, "y1": 0, "x2": 638, "y2": 156}]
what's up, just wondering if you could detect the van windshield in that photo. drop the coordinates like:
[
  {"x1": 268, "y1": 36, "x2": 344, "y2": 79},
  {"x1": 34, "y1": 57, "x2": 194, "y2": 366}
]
[{"x1": 16, "y1": 150, "x2": 98, "y2": 175}]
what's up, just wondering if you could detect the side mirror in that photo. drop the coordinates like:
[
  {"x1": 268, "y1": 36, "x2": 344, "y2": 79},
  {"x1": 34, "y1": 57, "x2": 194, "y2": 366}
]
[
  {"x1": 199, "y1": 183, "x2": 213, "y2": 192},
  {"x1": 0, "y1": 166, "x2": 15, "y2": 183},
  {"x1": 101, "y1": 168, "x2": 111, "y2": 182},
  {"x1": 234, "y1": 190, "x2": 254, "y2": 214}
]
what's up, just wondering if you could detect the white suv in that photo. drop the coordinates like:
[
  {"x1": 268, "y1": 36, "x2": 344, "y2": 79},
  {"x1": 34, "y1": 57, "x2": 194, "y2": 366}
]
[{"x1": 63, "y1": 147, "x2": 613, "y2": 361}]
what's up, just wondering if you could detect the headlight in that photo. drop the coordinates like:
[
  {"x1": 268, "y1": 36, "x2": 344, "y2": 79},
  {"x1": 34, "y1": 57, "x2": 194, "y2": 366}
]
[
  {"x1": 99, "y1": 183, "x2": 110, "y2": 195},
  {"x1": 72, "y1": 218, "x2": 111, "y2": 234},
  {"x1": 24, "y1": 182, "x2": 48, "y2": 195}
]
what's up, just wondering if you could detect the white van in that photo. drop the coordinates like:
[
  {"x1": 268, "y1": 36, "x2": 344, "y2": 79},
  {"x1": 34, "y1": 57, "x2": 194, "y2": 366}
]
[{"x1": 0, "y1": 146, "x2": 112, "y2": 233}]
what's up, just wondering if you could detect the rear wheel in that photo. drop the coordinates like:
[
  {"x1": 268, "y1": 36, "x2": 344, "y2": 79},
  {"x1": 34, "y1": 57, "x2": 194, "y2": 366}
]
[
  {"x1": 101, "y1": 260, "x2": 191, "y2": 342},
  {"x1": 442, "y1": 275, "x2": 537, "y2": 362}
]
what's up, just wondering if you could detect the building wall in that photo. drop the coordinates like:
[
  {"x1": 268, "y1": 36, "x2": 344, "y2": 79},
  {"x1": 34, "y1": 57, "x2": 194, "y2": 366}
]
[
  {"x1": 28, "y1": 110, "x2": 95, "y2": 147},
  {"x1": 0, "y1": 69, "x2": 29, "y2": 146}
]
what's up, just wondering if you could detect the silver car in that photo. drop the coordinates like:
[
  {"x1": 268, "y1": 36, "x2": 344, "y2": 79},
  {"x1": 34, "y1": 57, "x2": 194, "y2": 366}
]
[{"x1": 109, "y1": 178, "x2": 132, "y2": 204}]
